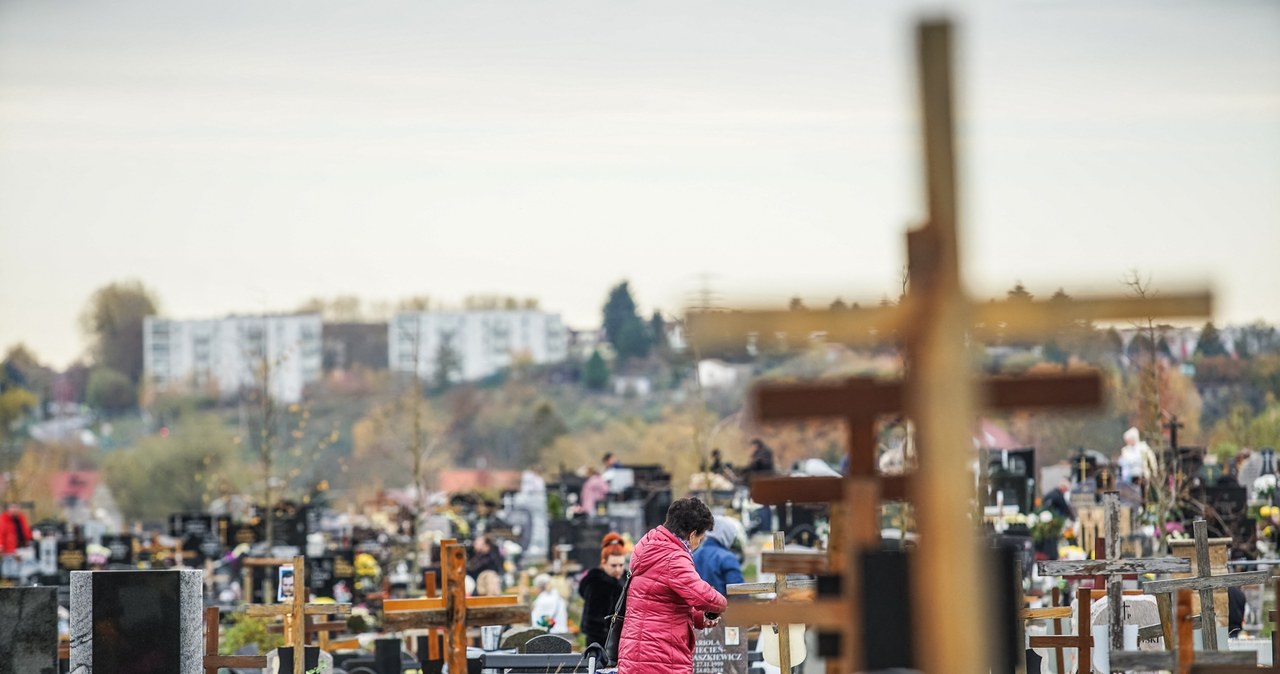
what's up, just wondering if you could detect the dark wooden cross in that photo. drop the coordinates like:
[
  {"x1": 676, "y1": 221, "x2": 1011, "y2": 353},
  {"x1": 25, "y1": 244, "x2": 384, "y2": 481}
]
[
  {"x1": 1141, "y1": 519, "x2": 1268, "y2": 651},
  {"x1": 688, "y1": 18, "x2": 1212, "y2": 674},
  {"x1": 383, "y1": 540, "x2": 531, "y2": 674},
  {"x1": 731, "y1": 370, "x2": 1103, "y2": 672}
]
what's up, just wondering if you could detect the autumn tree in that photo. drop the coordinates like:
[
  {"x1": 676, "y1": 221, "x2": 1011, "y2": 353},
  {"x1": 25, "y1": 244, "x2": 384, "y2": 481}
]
[
  {"x1": 79, "y1": 280, "x2": 159, "y2": 385},
  {"x1": 103, "y1": 414, "x2": 251, "y2": 521}
]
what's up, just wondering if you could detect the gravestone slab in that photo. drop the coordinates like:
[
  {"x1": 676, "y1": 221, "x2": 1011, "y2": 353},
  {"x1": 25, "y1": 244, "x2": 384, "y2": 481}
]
[
  {"x1": 692, "y1": 625, "x2": 747, "y2": 674},
  {"x1": 500, "y1": 626, "x2": 547, "y2": 651},
  {"x1": 69, "y1": 569, "x2": 202, "y2": 674},
  {"x1": 0, "y1": 586, "x2": 58, "y2": 674},
  {"x1": 523, "y1": 634, "x2": 572, "y2": 655}
]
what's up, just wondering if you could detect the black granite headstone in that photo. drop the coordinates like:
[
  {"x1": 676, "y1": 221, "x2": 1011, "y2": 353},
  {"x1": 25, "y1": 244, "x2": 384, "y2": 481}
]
[
  {"x1": 91, "y1": 571, "x2": 182, "y2": 674},
  {"x1": 277, "y1": 645, "x2": 321, "y2": 673},
  {"x1": 861, "y1": 549, "x2": 913, "y2": 670},
  {"x1": 101, "y1": 534, "x2": 135, "y2": 566},
  {"x1": 523, "y1": 634, "x2": 573, "y2": 655},
  {"x1": 0, "y1": 586, "x2": 58, "y2": 674}
]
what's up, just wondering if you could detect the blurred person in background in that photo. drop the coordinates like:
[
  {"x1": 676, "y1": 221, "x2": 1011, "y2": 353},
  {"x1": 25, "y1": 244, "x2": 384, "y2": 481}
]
[
  {"x1": 579, "y1": 534, "x2": 627, "y2": 648},
  {"x1": 531, "y1": 573, "x2": 569, "y2": 633},
  {"x1": 692, "y1": 515, "x2": 744, "y2": 596}
]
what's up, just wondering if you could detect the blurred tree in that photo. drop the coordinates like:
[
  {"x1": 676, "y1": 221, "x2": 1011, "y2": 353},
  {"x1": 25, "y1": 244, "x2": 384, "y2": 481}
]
[
  {"x1": 79, "y1": 280, "x2": 159, "y2": 384},
  {"x1": 3, "y1": 344, "x2": 54, "y2": 404},
  {"x1": 1007, "y1": 282, "x2": 1033, "y2": 302},
  {"x1": 583, "y1": 350, "x2": 609, "y2": 391},
  {"x1": 603, "y1": 282, "x2": 650, "y2": 360},
  {"x1": 103, "y1": 414, "x2": 250, "y2": 521},
  {"x1": 524, "y1": 400, "x2": 568, "y2": 466},
  {"x1": 1196, "y1": 321, "x2": 1228, "y2": 357},
  {"x1": 432, "y1": 330, "x2": 463, "y2": 391},
  {"x1": 650, "y1": 311, "x2": 669, "y2": 354},
  {"x1": 86, "y1": 367, "x2": 136, "y2": 414}
]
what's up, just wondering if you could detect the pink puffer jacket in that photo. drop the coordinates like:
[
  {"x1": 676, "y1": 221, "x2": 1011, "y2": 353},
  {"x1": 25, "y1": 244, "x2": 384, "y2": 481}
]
[{"x1": 618, "y1": 525, "x2": 727, "y2": 674}]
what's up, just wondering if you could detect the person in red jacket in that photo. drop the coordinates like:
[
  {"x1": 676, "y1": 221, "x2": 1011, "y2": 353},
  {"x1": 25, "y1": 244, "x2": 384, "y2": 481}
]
[
  {"x1": 618, "y1": 497, "x2": 727, "y2": 674},
  {"x1": 0, "y1": 501, "x2": 34, "y2": 560}
]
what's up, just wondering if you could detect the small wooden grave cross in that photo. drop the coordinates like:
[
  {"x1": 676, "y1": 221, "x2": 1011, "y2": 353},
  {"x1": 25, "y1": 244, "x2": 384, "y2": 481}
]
[
  {"x1": 1038, "y1": 493, "x2": 1190, "y2": 657},
  {"x1": 383, "y1": 540, "x2": 531, "y2": 674},
  {"x1": 1025, "y1": 587, "x2": 1091, "y2": 674},
  {"x1": 1141, "y1": 519, "x2": 1268, "y2": 651},
  {"x1": 221, "y1": 555, "x2": 352, "y2": 674},
  {"x1": 727, "y1": 531, "x2": 817, "y2": 674},
  {"x1": 688, "y1": 18, "x2": 1212, "y2": 674}
]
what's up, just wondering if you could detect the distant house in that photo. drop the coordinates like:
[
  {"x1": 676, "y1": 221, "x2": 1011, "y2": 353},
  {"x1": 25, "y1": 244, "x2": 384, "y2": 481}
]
[
  {"x1": 143, "y1": 313, "x2": 322, "y2": 403},
  {"x1": 613, "y1": 375, "x2": 652, "y2": 397},
  {"x1": 697, "y1": 359, "x2": 751, "y2": 390}
]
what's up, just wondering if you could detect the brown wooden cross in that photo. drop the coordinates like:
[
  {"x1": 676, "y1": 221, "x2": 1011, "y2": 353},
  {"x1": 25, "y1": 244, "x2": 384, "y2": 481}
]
[
  {"x1": 383, "y1": 540, "x2": 531, "y2": 674},
  {"x1": 729, "y1": 370, "x2": 1103, "y2": 672},
  {"x1": 1026, "y1": 587, "x2": 1091, "y2": 674},
  {"x1": 689, "y1": 18, "x2": 1212, "y2": 674},
  {"x1": 234, "y1": 556, "x2": 352, "y2": 674}
]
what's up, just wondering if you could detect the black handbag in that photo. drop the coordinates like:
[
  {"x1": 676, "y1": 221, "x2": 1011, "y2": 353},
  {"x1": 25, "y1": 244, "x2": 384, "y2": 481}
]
[{"x1": 602, "y1": 570, "x2": 631, "y2": 666}]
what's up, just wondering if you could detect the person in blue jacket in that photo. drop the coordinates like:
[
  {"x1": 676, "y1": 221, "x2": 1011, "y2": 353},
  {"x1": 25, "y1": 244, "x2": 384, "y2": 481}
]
[{"x1": 692, "y1": 515, "x2": 745, "y2": 596}]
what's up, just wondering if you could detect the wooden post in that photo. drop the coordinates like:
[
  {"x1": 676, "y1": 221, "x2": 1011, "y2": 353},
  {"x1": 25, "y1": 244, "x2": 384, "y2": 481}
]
[
  {"x1": 773, "y1": 531, "x2": 793, "y2": 674},
  {"x1": 445, "y1": 542, "x2": 468, "y2": 674}
]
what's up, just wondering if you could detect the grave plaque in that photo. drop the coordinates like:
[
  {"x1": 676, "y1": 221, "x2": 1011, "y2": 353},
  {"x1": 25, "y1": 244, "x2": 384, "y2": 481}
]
[
  {"x1": 306, "y1": 552, "x2": 355, "y2": 598},
  {"x1": 0, "y1": 586, "x2": 58, "y2": 674},
  {"x1": 692, "y1": 625, "x2": 747, "y2": 674},
  {"x1": 37, "y1": 537, "x2": 58, "y2": 577},
  {"x1": 58, "y1": 539, "x2": 86, "y2": 584},
  {"x1": 69, "y1": 569, "x2": 203, "y2": 674},
  {"x1": 101, "y1": 535, "x2": 135, "y2": 567}
]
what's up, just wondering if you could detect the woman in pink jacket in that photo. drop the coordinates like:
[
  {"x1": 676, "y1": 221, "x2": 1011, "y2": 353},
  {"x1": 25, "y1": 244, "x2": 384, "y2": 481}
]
[{"x1": 618, "y1": 497, "x2": 728, "y2": 674}]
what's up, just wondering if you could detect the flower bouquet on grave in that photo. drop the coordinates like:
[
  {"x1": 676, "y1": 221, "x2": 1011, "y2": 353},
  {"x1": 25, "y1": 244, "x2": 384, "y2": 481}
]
[
  {"x1": 1029, "y1": 510, "x2": 1065, "y2": 544},
  {"x1": 354, "y1": 552, "x2": 382, "y2": 595},
  {"x1": 1253, "y1": 474, "x2": 1277, "y2": 501}
]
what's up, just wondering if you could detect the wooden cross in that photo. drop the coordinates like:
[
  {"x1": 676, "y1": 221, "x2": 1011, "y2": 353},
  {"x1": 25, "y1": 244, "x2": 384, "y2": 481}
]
[
  {"x1": 687, "y1": 18, "x2": 1212, "y2": 674},
  {"x1": 1026, "y1": 587, "x2": 1091, "y2": 674},
  {"x1": 1188, "y1": 581, "x2": 1280, "y2": 674},
  {"x1": 1038, "y1": 492, "x2": 1190, "y2": 656},
  {"x1": 1141, "y1": 520, "x2": 1268, "y2": 651},
  {"x1": 383, "y1": 540, "x2": 531, "y2": 674},
  {"x1": 727, "y1": 531, "x2": 815, "y2": 674},
  {"x1": 736, "y1": 370, "x2": 1102, "y2": 672},
  {"x1": 238, "y1": 556, "x2": 352, "y2": 674}
]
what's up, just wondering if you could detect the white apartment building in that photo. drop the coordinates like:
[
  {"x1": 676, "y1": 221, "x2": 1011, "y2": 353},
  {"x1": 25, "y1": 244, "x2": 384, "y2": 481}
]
[
  {"x1": 143, "y1": 314, "x2": 323, "y2": 403},
  {"x1": 389, "y1": 310, "x2": 569, "y2": 382}
]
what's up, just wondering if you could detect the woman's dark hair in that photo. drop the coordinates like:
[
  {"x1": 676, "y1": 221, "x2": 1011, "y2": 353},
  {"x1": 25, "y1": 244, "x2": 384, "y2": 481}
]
[{"x1": 663, "y1": 497, "x2": 714, "y2": 539}]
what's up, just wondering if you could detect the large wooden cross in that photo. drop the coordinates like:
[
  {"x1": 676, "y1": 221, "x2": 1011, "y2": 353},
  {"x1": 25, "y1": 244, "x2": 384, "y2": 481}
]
[
  {"x1": 383, "y1": 540, "x2": 531, "y2": 674},
  {"x1": 1141, "y1": 520, "x2": 1268, "y2": 651},
  {"x1": 689, "y1": 19, "x2": 1211, "y2": 674},
  {"x1": 730, "y1": 370, "x2": 1102, "y2": 672}
]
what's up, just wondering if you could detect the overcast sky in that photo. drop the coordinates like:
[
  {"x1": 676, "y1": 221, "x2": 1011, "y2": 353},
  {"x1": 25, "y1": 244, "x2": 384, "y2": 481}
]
[{"x1": 2, "y1": 0, "x2": 1277, "y2": 367}]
